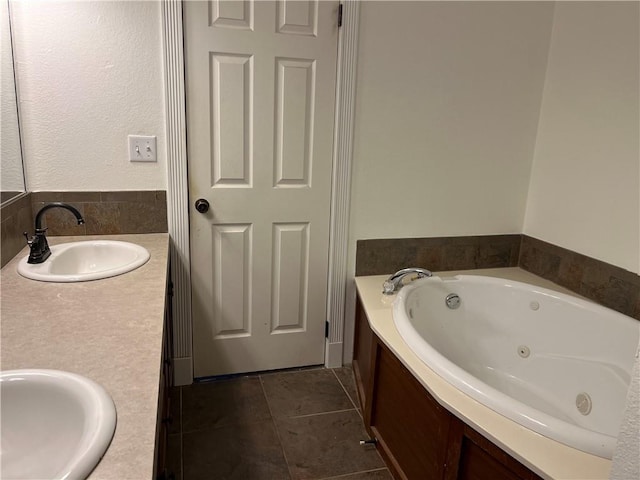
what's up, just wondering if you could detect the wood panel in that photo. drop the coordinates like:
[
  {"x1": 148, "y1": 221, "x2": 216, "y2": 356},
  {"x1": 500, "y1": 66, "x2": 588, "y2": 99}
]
[
  {"x1": 353, "y1": 295, "x2": 374, "y2": 418},
  {"x1": 459, "y1": 426, "x2": 543, "y2": 480},
  {"x1": 371, "y1": 343, "x2": 452, "y2": 480}
]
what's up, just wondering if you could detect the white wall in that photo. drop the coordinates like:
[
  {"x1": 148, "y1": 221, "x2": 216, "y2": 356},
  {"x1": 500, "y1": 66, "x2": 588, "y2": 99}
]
[
  {"x1": 11, "y1": 0, "x2": 166, "y2": 191},
  {"x1": 1, "y1": 0, "x2": 24, "y2": 193},
  {"x1": 343, "y1": 1, "x2": 555, "y2": 361},
  {"x1": 349, "y1": 2, "x2": 554, "y2": 244},
  {"x1": 524, "y1": 2, "x2": 640, "y2": 274}
]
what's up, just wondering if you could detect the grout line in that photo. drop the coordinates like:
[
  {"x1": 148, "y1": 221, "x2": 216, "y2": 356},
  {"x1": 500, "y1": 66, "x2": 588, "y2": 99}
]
[
  {"x1": 259, "y1": 364, "x2": 325, "y2": 378},
  {"x1": 331, "y1": 368, "x2": 359, "y2": 410},
  {"x1": 317, "y1": 467, "x2": 390, "y2": 479},
  {"x1": 287, "y1": 408, "x2": 357, "y2": 420},
  {"x1": 179, "y1": 385, "x2": 183, "y2": 436},
  {"x1": 258, "y1": 374, "x2": 294, "y2": 480},
  {"x1": 178, "y1": 430, "x2": 184, "y2": 480}
]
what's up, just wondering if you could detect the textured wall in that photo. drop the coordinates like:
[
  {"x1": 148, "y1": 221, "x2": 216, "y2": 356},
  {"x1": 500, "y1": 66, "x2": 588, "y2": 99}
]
[
  {"x1": 10, "y1": 1, "x2": 166, "y2": 191},
  {"x1": 524, "y1": 2, "x2": 640, "y2": 274}
]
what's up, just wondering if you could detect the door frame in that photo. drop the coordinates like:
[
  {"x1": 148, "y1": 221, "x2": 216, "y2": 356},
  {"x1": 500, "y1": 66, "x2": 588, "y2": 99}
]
[{"x1": 161, "y1": 0, "x2": 360, "y2": 385}]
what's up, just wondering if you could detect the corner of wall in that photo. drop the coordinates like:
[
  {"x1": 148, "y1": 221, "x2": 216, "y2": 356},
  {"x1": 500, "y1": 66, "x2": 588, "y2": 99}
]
[{"x1": 522, "y1": 2, "x2": 556, "y2": 236}]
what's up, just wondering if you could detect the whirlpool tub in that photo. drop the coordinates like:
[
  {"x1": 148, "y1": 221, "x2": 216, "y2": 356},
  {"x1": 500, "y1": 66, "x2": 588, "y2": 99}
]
[{"x1": 393, "y1": 274, "x2": 639, "y2": 459}]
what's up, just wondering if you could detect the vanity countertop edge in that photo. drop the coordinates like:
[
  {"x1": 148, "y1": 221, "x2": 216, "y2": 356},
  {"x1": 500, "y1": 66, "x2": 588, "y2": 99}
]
[
  {"x1": 0, "y1": 233, "x2": 170, "y2": 480},
  {"x1": 355, "y1": 267, "x2": 612, "y2": 480}
]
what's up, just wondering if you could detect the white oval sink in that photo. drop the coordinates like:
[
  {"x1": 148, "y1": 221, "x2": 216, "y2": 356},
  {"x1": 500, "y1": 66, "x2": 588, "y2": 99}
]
[
  {"x1": 0, "y1": 369, "x2": 117, "y2": 480},
  {"x1": 17, "y1": 240, "x2": 150, "y2": 282}
]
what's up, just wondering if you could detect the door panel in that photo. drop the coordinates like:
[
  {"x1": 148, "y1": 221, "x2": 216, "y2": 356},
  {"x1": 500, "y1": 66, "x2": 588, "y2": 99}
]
[
  {"x1": 271, "y1": 222, "x2": 309, "y2": 333},
  {"x1": 185, "y1": 0, "x2": 338, "y2": 377},
  {"x1": 210, "y1": 53, "x2": 253, "y2": 187},
  {"x1": 212, "y1": 223, "x2": 251, "y2": 338}
]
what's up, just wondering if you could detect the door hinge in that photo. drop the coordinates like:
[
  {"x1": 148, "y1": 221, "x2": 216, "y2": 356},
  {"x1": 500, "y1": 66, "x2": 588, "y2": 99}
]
[
  {"x1": 338, "y1": 3, "x2": 343, "y2": 27},
  {"x1": 325, "y1": 321, "x2": 330, "y2": 338}
]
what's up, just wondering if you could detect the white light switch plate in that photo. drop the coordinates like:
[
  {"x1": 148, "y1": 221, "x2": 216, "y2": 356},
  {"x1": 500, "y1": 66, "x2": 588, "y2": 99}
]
[{"x1": 128, "y1": 135, "x2": 157, "y2": 162}]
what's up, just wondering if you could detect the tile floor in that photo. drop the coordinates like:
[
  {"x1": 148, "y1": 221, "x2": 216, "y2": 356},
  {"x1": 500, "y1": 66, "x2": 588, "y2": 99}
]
[{"x1": 166, "y1": 366, "x2": 392, "y2": 480}]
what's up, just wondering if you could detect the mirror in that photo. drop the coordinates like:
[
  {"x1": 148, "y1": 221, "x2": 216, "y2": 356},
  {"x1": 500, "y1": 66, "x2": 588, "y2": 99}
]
[{"x1": 1, "y1": 0, "x2": 26, "y2": 205}]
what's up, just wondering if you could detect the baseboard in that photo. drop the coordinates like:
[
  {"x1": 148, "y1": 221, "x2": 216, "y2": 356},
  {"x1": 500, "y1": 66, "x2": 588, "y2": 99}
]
[
  {"x1": 325, "y1": 340, "x2": 344, "y2": 368},
  {"x1": 172, "y1": 356, "x2": 193, "y2": 386}
]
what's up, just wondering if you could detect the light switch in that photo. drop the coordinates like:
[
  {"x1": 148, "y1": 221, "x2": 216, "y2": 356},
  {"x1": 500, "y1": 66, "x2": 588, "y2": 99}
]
[{"x1": 128, "y1": 135, "x2": 157, "y2": 162}]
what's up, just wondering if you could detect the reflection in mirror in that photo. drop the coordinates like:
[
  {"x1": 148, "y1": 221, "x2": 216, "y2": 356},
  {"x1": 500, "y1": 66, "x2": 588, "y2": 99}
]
[{"x1": 1, "y1": 0, "x2": 26, "y2": 205}]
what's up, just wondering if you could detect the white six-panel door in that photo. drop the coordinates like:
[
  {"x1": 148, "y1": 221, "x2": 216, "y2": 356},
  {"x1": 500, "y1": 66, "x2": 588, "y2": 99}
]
[{"x1": 184, "y1": 0, "x2": 339, "y2": 377}]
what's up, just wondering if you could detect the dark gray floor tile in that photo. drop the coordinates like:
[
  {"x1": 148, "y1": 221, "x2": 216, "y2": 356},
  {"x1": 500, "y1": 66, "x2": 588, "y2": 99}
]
[
  {"x1": 182, "y1": 420, "x2": 291, "y2": 480},
  {"x1": 182, "y1": 376, "x2": 271, "y2": 433},
  {"x1": 332, "y1": 366, "x2": 359, "y2": 409},
  {"x1": 261, "y1": 368, "x2": 354, "y2": 417},
  {"x1": 321, "y1": 469, "x2": 392, "y2": 480},
  {"x1": 165, "y1": 433, "x2": 182, "y2": 480},
  {"x1": 276, "y1": 410, "x2": 384, "y2": 480},
  {"x1": 168, "y1": 386, "x2": 181, "y2": 435}
]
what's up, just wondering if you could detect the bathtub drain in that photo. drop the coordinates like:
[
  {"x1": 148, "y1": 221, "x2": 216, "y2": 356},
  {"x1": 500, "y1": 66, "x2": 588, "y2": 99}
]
[
  {"x1": 576, "y1": 392, "x2": 592, "y2": 415},
  {"x1": 445, "y1": 293, "x2": 461, "y2": 309}
]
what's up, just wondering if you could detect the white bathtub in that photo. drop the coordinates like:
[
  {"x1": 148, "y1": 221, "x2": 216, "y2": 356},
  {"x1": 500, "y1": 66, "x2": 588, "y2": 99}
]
[{"x1": 393, "y1": 275, "x2": 639, "y2": 459}]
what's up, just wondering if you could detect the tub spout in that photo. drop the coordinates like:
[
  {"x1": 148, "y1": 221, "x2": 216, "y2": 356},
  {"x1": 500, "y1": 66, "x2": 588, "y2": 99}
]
[{"x1": 383, "y1": 267, "x2": 432, "y2": 295}]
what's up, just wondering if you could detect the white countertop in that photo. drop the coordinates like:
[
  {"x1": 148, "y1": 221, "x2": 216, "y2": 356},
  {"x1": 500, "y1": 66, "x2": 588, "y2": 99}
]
[
  {"x1": 1, "y1": 233, "x2": 170, "y2": 480},
  {"x1": 355, "y1": 267, "x2": 612, "y2": 480}
]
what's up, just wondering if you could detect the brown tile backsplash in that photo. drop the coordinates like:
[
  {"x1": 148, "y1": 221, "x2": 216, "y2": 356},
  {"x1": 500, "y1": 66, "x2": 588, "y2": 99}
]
[
  {"x1": 519, "y1": 235, "x2": 640, "y2": 319},
  {"x1": 355, "y1": 233, "x2": 639, "y2": 320},
  {"x1": 31, "y1": 190, "x2": 168, "y2": 236},
  {"x1": 355, "y1": 235, "x2": 521, "y2": 276},
  {"x1": 1, "y1": 193, "x2": 34, "y2": 268},
  {"x1": 0, "y1": 191, "x2": 24, "y2": 204}
]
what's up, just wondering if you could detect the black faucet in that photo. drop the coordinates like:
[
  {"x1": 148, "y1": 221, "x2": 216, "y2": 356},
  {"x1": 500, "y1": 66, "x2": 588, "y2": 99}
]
[{"x1": 24, "y1": 202, "x2": 85, "y2": 264}]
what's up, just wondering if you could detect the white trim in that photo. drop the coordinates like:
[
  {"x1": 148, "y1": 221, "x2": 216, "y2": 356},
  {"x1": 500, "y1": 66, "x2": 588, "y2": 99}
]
[
  {"x1": 325, "y1": 1, "x2": 360, "y2": 368},
  {"x1": 324, "y1": 341, "x2": 344, "y2": 369},
  {"x1": 162, "y1": 0, "x2": 359, "y2": 380},
  {"x1": 161, "y1": 0, "x2": 193, "y2": 386},
  {"x1": 172, "y1": 357, "x2": 194, "y2": 386}
]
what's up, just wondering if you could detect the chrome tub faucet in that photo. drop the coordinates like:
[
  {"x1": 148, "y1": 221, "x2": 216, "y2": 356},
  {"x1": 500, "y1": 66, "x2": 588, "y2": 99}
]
[{"x1": 382, "y1": 267, "x2": 432, "y2": 295}]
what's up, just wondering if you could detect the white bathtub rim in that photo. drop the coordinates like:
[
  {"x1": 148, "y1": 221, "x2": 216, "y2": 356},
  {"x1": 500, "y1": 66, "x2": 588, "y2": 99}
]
[{"x1": 392, "y1": 275, "x2": 632, "y2": 459}]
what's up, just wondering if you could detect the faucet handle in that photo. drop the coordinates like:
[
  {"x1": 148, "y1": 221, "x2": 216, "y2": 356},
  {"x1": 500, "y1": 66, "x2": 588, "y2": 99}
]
[
  {"x1": 23, "y1": 232, "x2": 33, "y2": 246},
  {"x1": 382, "y1": 280, "x2": 395, "y2": 295}
]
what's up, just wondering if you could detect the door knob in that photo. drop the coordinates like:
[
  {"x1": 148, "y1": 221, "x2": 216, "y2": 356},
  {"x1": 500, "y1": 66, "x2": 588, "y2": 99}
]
[{"x1": 195, "y1": 198, "x2": 210, "y2": 213}]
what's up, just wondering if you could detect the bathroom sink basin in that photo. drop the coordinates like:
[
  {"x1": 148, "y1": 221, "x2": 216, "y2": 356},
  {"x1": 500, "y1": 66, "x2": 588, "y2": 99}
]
[
  {"x1": 17, "y1": 240, "x2": 150, "y2": 282},
  {"x1": 0, "y1": 369, "x2": 117, "y2": 480}
]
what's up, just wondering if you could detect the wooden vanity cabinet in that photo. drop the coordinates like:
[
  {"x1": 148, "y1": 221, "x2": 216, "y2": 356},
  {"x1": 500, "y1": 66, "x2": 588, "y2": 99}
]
[
  {"x1": 154, "y1": 273, "x2": 174, "y2": 480},
  {"x1": 353, "y1": 295, "x2": 543, "y2": 480}
]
